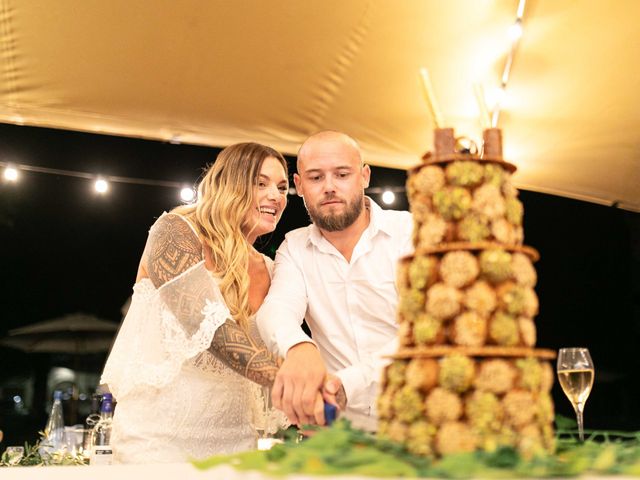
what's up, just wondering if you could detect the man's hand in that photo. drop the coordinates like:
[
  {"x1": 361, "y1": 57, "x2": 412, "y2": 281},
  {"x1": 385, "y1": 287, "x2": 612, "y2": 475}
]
[
  {"x1": 271, "y1": 342, "x2": 327, "y2": 426},
  {"x1": 322, "y1": 374, "x2": 347, "y2": 412}
]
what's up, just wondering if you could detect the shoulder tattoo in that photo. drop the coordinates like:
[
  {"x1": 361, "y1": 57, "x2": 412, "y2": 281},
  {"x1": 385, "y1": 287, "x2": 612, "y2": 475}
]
[{"x1": 146, "y1": 214, "x2": 203, "y2": 287}]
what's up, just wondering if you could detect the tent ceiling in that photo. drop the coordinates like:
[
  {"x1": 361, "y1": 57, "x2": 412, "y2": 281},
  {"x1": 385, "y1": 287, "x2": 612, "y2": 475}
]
[{"x1": 1, "y1": 0, "x2": 638, "y2": 211}]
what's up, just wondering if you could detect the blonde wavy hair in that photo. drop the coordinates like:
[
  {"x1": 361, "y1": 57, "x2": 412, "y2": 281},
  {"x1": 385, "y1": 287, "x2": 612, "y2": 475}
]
[{"x1": 174, "y1": 142, "x2": 287, "y2": 331}]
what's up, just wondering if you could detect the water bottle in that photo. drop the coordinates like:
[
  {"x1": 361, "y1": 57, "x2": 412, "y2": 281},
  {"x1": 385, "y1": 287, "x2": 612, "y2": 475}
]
[
  {"x1": 43, "y1": 390, "x2": 65, "y2": 452},
  {"x1": 82, "y1": 393, "x2": 102, "y2": 454},
  {"x1": 90, "y1": 393, "x2": 113, "y2": 465}
]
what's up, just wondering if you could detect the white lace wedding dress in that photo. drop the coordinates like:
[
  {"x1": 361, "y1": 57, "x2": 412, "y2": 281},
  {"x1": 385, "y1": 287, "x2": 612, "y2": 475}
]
[{"x1": 100, "y1": 215, "x2": 283, "y2": 464}]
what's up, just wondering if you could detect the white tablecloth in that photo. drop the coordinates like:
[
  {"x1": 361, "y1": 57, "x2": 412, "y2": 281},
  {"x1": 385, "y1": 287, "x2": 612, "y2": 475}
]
[
  {"x1": 1, "y1": 464, "x2": 246, "y2": 480},
  {"x1": 0, "y1": 463, "x2": 637, "y2": 480},
  {"x1": 0, "y1": 463, "x2": 385, "y2": 480}
]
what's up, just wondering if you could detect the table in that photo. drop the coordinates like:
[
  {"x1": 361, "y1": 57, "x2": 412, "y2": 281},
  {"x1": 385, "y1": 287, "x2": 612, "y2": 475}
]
[
  {"x1": 0, "y1": 463, "x2": 384, "y2": 480},
  {"x1": 0, "y1": 463, "x2": 637, "y2": 480}
]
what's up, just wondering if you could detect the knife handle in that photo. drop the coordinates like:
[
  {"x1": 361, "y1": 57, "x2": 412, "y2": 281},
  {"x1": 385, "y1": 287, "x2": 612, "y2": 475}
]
[{"x1": 324, "y1": 401, "x2": 337, "y2": 426}]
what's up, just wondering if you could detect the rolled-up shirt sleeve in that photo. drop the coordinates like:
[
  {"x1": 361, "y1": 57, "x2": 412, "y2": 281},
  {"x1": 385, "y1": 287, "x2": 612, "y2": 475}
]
[
  {"x1": 333, "y1": 335, "x2": 399, "y2": 411},
  {"x1": 257, "y1": 237, "x2": 315, "y2": 357}
]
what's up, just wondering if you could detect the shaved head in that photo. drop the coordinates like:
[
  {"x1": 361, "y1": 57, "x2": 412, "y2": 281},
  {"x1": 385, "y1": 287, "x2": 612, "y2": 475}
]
[{"x1": 297, "y1": 131, "x2": 362, "y2": 172}]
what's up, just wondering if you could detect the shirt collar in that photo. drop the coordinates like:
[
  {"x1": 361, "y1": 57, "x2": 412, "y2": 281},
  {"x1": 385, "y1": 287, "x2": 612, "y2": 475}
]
[
  {"x1": 366, "y1": 196, "x2": 395, "y2": 236},
  {"x1": 306, "y1": 196, "x2": 393, "y2": 247}
]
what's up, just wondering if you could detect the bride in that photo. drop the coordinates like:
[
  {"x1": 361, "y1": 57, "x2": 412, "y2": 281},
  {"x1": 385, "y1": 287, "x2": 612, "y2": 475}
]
[{"x1": 100, "y1": 142, "x2": 290, "y2": 463}]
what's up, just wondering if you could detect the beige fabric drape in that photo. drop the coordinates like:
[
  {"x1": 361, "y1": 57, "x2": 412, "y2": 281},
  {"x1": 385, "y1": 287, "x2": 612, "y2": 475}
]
[{"x1": 0, "y1": 0, "x2": 638, "y2": 210}]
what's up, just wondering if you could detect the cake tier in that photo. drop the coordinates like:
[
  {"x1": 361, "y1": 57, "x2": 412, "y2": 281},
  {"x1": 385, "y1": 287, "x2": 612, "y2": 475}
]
[
  {"x1": 415, "y1": 241, "x2": 539, "y2": 261},
  {"x1": 397, "y1": 247, "x2": 539, "y2": 348},
  {"x1": 390, "y1": 346, "x2": 556, "y2": 360},
  {"x1": 407, "y1": 158, "x2": 524, "y2": 249},
  {"x1": 378, "y1": 353, "x2": 555, "y2": 458},
  {"x1": 417, "y1": 153, "x2": 517, "y2": 173}
]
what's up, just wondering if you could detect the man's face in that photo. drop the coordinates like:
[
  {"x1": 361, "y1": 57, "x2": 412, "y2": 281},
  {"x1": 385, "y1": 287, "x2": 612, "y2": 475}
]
[{"x1": 294, "y1": 138, "x2": 370, "y2": 232}]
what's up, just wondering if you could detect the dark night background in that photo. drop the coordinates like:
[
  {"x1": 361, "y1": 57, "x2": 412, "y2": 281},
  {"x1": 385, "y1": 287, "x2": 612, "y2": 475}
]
[{"x1": 0, "y1": 122, "x2": 638, "y2": 447}]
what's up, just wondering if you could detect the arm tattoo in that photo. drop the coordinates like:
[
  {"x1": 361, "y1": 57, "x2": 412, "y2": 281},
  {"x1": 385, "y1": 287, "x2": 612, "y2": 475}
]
[
  {"x1": 146, "y1": 214, "x2": 279, "y2": 385},
  {"x1": 209, "y1": 320, "x2": 280, "y2": 387},
  {"x1": 145, "y1": 214, "x2": 203, "y2": 288}
]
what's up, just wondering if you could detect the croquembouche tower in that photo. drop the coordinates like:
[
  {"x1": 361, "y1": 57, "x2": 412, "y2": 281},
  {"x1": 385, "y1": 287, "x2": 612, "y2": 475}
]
[{"x1": 378, "y1": 126, "x2": 556, "y2": 458}]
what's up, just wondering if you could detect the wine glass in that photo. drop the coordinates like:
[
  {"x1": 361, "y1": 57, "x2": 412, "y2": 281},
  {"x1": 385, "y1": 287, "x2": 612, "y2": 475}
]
[
  {"x1": 256, "y1": 385, "x2": 283, "y2": 450},
  {"x1": 557, "y1": 347, "x2": 595, "y2": 441}
]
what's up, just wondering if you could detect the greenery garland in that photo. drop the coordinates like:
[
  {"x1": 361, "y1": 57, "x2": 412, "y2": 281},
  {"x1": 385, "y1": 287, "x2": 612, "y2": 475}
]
[
  {"x1": 0, "y1": 432, "x2": 87, "y2": 467},
  {"x1": 193, "y1": 416, "x2": 640, "y2": 478},
  {"x1": 5, "y1": 416, "x2": 640, "y2": 475}
]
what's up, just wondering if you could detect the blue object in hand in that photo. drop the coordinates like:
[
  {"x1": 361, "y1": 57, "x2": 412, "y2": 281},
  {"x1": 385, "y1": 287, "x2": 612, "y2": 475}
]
[{"x1": 324, "y1": 402, "x2": 337, "y2": 426}]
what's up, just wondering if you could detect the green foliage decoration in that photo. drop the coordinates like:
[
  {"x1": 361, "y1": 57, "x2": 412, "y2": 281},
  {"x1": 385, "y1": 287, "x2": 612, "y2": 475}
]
[{"x1": 193, "y1": 417, "x2": 640, "y2": 478}]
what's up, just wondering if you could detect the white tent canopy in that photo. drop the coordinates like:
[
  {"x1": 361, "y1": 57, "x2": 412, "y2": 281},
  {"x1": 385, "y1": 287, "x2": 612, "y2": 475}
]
[{"x1": 0, "y1": 0, "x2": 638, "y2": 210}]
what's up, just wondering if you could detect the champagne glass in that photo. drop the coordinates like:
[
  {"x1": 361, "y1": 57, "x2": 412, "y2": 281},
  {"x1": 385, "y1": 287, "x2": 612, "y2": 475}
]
[{"x1": 557, "y1": 347, "x2": 595, "y2": 441}]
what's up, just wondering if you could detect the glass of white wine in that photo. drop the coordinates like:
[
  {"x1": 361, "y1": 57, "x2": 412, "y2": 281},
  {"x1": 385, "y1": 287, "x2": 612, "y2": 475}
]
[{"x1": 557, "y1": 347, "x2": 595, "y2": 441}]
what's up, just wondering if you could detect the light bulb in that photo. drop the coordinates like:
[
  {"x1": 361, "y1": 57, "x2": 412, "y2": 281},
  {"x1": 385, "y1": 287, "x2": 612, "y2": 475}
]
[
  {"x1": 487, "y1": 86, "x2": 507, "y2": 110},
  {"x1": 180, "y1": 187, "x2": 196, "y2": 202},
  {"x1": 508, "y1": 21, "x2": 523, "y2": 42},
  {"x1": 381, "y1": 190, "x2": 395, "y2": 205},
  {"x1": 94, "y1": 178, "x2": 109, "y2": 193},
  {"x1": 3, "y1": 166, "x2": 18, "y2": 182}
]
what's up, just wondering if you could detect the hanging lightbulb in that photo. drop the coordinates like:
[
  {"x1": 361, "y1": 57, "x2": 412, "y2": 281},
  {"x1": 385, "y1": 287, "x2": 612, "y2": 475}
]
[
  {"x1": 508, "y1": 19, "x2": 523, "y2": 42},
  {"x1": 3, "y1": 166, "x2": 19, "y2": 182},
  {"x1": 94, "y1": 178, "x2": 109, "y2": 193},
  {"x1": 381, "y1": 190, "x2": 395, "y2": 205},
  {"x1": 487, "y1": 86, "x2": 507, "y2": 111},
  {"x1": 180, "y1": 186, "x2": 196, "y2": 203}
]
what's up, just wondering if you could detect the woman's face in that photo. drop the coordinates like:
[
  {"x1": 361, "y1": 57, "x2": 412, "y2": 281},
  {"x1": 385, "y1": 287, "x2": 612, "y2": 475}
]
[{"x1": 244, "y1": 156, "x2": 288, "y2": 242}]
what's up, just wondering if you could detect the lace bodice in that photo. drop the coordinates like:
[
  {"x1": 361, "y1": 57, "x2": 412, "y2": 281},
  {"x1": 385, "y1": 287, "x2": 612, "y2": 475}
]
[{"x1": 100, "y1": 214, "x2": 285, "y2": 463}]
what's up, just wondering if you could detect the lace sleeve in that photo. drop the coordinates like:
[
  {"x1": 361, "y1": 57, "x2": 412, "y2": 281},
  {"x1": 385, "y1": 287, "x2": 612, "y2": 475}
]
[
  {"x1": 251, "y1": 384, "x2": 291, "y2": 435},
  {"x1": 101, "y1": 214, "x2": 230, "y2": 398},
  {"x1": 146, "y1": 213, "x2": 233, "y2": 364},
  {"x1": 152, "y1": 215, "x2": 280, "y2": 387},
  {"x1": 102, "y1": 214, "x2": 280, "y2": 399}
]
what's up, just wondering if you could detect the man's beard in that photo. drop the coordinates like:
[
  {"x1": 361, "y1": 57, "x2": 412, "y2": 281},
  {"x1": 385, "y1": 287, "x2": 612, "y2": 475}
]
[{"x1": 306, "y1": 192, "x2": 364, "y2": 232}]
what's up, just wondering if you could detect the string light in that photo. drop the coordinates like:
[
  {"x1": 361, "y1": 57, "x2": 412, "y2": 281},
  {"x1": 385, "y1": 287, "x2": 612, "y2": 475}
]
[
  {"x1": 3, "y1": 165, "x2": 19, "y2": 182},
  {"x1": 381, "y1": 190, "x2": 395, "y2": 205},
  {"x1": 491, "y1": 86, "x2": 507, "y2": 110},
  {"x1": 180, "y1": 186, "x2": 196, "y2": 203},
  {"x1": 94, "y1": 178, "x2": 109, "y2": 194},
  {"x1": 508, "y1": 19, "x2": 523, "y2": 42},
  {"x1": 0, "y1": 161, "x2": 408, "y2": 202},
  {"x1": 490, "y1": 0, "x2": 527, "y2": 127},
  {"x1": 0, "y1": 160, "x2": 197, "y2": 202}
]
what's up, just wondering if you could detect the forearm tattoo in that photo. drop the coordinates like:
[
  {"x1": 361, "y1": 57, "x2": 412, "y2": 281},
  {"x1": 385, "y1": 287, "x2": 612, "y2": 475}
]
[{"x1": 209, "y1": 320, "x2": 279, "y2": 387}]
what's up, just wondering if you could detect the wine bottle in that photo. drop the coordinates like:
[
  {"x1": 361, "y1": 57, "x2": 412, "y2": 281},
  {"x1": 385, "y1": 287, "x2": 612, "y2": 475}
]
[{"x1": 90, "y1": 393, "x2": 114, "y2": 465}]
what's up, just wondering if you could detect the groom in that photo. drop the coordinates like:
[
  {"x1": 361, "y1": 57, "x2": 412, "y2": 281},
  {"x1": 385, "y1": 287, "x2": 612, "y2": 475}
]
[{"x1": 257, "y1": 131, "x2": 413, "y2": 431}]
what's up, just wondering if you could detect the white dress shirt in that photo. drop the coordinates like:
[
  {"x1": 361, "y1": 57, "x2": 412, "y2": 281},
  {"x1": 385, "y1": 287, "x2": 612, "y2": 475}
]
[{"x1": 257, "y1": 198, "x2": 413, "y2": 430}]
